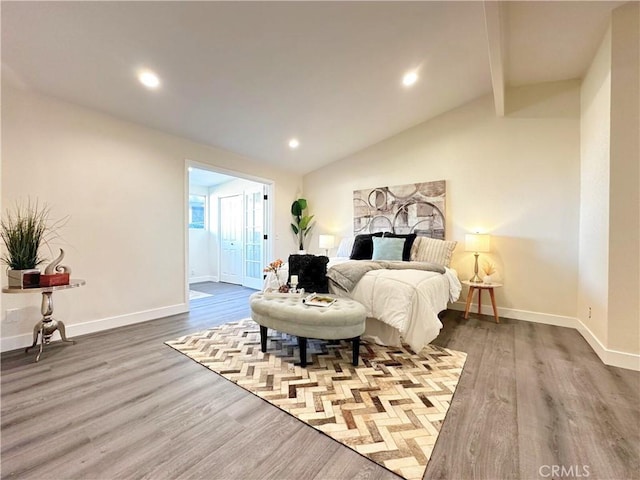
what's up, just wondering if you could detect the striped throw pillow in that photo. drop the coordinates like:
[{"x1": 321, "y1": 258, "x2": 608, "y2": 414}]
[{"x1": 410, "y1": 236, "x2": 457, "y2": 267}]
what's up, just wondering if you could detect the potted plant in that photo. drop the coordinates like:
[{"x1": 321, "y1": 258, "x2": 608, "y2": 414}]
[
  {"x1": 290, "y1": 198, "x2": 314, "y2": 252},
  {"x1": 1, "y1": 201, "x2": 61, "y2": 288},
  {"x1": 482, "y1": 260, "x2": 497, "y2": 284}
]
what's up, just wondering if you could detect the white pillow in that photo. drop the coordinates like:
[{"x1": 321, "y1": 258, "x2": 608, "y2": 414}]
[
  {"x1": 336, "y1": 236, "x2": 355, "y2": 258},
  {"x1": 410, "y1": 236, "x2": 457, "y2": 267}
]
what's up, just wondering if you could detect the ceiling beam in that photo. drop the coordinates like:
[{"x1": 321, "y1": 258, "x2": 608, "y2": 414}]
[{"x1": 483, "y1": 1, "x2": 506, "y2": 116}]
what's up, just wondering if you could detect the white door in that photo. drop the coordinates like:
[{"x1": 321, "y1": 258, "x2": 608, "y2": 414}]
[
  {"x1": 243, "y1": 187, "x2": 265, "y2": 290},
  {"x1": 219, "y1": 194, "x2": 243, "y2": 284}
]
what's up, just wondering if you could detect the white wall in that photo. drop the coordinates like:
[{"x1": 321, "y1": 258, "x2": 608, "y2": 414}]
[
  {"x1": 304, "y1": 83, "x2": 581, "y2": 324},
  {"x1": 578, "y1": 24, "x2": 611, "y2": 347},
  {"x1": 577, "y1": 2, "x2": 640, "y2": 368},
  {"x1": 607, "y1": 2, "x2": 639, "y2": 355},
  {"x1": 1, "y1": 86, "x2": 302, "y2": 351},
  {"x1": 188, "y1": 185, "x2": 215, "y2": 283}
]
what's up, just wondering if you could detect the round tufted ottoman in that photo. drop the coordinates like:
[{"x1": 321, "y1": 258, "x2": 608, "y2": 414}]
[{"x1": 249, "y1": 292, "x2": 366, "y2": 367}]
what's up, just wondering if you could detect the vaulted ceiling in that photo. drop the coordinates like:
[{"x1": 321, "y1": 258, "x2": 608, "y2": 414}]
[{"x1": 1, "y1": 1, "x2": 621, "y2": 174}]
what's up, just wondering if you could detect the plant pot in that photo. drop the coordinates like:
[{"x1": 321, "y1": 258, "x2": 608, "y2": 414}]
[
  {"x1": 483, "y1": 275, "x2": 493, "y2": 284},
  {"x1": 7, "y1": 269, "x2": 41, "y2": 288},
  {"x1": 297, "y1": 250, "x2": 307, "y2": 255}
]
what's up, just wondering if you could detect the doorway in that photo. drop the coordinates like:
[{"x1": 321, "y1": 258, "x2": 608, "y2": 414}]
[{"x1": 187, "y1": 163, "x2": 271, "y2": 292}]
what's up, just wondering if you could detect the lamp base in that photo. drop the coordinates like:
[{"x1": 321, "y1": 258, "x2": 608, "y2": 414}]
[{"x1": 470, "y1": 252, "x2": 482, "y2": 283}]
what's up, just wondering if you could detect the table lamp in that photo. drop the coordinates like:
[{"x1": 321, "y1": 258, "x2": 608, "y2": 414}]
[
  {"x1": 319, "y1": 235, "x2": 335, "y2": 256},
  {"x1": 465, "y1": 233, "x2": 490, "y2": 283}
]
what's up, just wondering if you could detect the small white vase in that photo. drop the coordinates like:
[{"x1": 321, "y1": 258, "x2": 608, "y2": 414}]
[
  {"x1": 483, "y1": 275, "x2": 493, "y2": 284},
  {"x1": 297, "y1": 250, "x2": 307, "y2": 255}
]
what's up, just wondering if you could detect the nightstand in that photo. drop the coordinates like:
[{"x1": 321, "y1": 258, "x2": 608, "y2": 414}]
[{"x1": 461, "y1": 280, "x2": 502, "y2": 323}]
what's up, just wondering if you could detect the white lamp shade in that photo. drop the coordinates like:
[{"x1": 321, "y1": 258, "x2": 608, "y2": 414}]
[
  {"x1": 319, "y1": 234, "x2": 335, "y2": 250},
  {"x1": 465, "y1": 233, "x2": 490, "y2": 253}
]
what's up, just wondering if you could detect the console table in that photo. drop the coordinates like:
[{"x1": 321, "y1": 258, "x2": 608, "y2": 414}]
[{"x1": 2, "y1": 279, "x2": 86, "y2": 362}]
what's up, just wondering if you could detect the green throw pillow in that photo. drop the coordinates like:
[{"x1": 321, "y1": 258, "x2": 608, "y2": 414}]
[{"x1": 372, "y1": 237, "x2": 405, "y2": 261}]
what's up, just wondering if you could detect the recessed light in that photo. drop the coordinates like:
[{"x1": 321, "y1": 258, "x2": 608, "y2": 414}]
[
  {"x1": 138, "y1": 70, "x2": 160, "y2": 89},
  {"x1": 402, "y1": 70, "x2": 418, "y2": 87},
  {"x1": 288, "y1": 138, "x2": 300, "y2": 149}
]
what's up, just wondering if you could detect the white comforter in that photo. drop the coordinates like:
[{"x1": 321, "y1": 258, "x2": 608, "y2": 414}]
[{"x1": 328, "y1": 258, "x2": 461, "y2": 352}]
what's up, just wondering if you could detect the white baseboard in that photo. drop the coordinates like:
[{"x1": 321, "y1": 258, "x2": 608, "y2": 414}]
[
  {"x1": 449, "y1": 301, "x2": 639, "y2": 371},
  {"x1": 189, "y1": 275, "x2": 218, "y2": 284},
  {"x1": 0, "y1": 303, "x2": 189, "y2": 353},
  {"x1": 449, "y1": 301, "x2": 577, "y2": 328},
  {"x1": 575, "y1": 318, "x2": 640, "y2": 371}
]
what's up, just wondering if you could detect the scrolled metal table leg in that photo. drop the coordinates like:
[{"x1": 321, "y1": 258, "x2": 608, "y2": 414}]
[
  {"x1": 27, "y1": 290, "x2": 76, "y2": 362},
  {"x1": 25, "y1": 321, "x2": 43, "y2": 354},
  {"x1": 56, "y1": 320, "x2": 75, "y2": 344},
  {"x1": 35, "y1": 325, "x2": 45, "y2": 362}
]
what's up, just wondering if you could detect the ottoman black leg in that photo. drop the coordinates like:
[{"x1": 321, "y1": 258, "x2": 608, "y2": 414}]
[
  {"x1": 298, "y1": 336, "x2": 308, "y2": 367},
  {"x1": 260, "y1": 326, "x2": 268, "y2": 353},
  {"x1": 352, "y1": 336, "x2": 360, "y2": 366}
]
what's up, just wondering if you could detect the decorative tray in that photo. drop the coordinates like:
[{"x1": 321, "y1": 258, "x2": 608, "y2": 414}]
[{"x1": 302, "y1": 294, "x2": 336, "y2": 307}]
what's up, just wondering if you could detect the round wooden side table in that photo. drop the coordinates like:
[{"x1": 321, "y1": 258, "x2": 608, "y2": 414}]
[
  {"x1": 461, "y1": 280, "x2": 502, "y2": 324},
  {"x1": 2, "y1": 279, "x2": 86, "y2": 362}
]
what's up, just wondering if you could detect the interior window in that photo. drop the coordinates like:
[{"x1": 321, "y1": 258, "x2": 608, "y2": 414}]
[{"x1": 189, "y1": 194, "x2": 206, "y2": 229}]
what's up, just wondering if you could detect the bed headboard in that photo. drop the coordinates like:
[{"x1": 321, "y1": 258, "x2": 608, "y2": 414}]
[{"x1": 353, "y1": 180, "x2": 446, "y2": 239}]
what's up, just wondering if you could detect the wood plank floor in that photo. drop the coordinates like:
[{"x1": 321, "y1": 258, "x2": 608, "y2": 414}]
[{"x1": 2, "y1": 282, "x2": 638, "y2": 480}]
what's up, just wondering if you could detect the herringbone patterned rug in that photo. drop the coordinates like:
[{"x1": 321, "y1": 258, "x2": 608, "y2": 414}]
[{"x1": 166, "y1": 319, "x2": 466, "y2": 480}]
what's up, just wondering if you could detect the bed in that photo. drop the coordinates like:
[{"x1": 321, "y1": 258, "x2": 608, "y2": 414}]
[
  {"x1": 326, "y1": 249, "x2": 461, "y2": 353},
  {"x1": 264, "y1": 235, "x2": 461, "y2": 353}
]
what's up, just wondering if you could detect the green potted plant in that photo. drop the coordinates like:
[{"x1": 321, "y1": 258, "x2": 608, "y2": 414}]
[
  {"x1": 290, "y1": 198, "x2": 314, "y2": 252},
  {"x1": 1, "y1": 201, "x2": 60, "y2": 288}
]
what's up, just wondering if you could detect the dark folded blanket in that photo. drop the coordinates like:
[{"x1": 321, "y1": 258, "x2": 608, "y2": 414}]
[{"x1": 327, "y1": 260, "x2": 445, "y2": 292}]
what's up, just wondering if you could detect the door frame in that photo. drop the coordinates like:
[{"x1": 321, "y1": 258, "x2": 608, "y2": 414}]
[{"x1": 184, "y1": 159, "x2": 274, "y2": 304}]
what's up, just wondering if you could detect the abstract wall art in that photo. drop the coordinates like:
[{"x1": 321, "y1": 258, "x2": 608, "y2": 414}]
[{"x1": 353, "y1": 180, "x2": 446, "y2": 239}]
